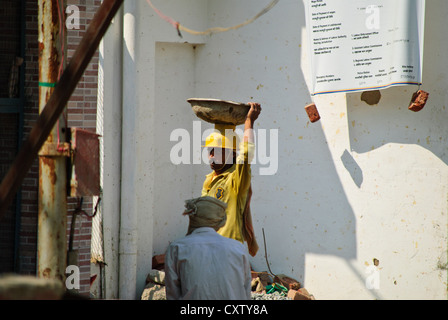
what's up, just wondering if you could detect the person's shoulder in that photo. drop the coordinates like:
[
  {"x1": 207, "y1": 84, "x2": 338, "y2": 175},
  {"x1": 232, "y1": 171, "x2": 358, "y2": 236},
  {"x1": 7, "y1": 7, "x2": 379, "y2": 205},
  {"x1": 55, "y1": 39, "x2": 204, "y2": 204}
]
[
  {"x1": 205, "y1": 171, "x2": 215, "y2": 178},
  {"x1": 217, "y1": 234, "x2": 247, "y2": 251},
  {"x1": 167, "y1": 235, "x2": 189, "y2": 248}
]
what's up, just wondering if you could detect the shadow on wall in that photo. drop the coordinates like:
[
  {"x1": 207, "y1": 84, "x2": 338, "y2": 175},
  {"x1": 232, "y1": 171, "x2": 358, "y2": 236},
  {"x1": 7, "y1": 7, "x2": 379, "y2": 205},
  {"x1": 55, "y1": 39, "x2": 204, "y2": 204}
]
[
  {"x1": 250, "y1": 0, "x2": 357, "y2": 290},
  {"x1": 346, "y1": 86, "x2": 447, "y2": 164},
  {"x1": 148, "y1": 0, "x2": 446, "y2": 299},
  {"x1": 254, "y1": 119, "x2": 357, "y2": 285},
  {"x1": 345, "y1": 0, "x2": 448, "y2": 166},
  {"x1": 253, "y1": 0, "x2": 446, "y2": 295}
]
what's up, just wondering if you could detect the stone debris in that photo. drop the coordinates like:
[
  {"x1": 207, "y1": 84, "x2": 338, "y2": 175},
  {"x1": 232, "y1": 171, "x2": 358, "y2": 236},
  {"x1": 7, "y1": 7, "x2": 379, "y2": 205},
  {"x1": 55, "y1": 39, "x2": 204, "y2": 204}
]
[
  {"x1": 250, "y1": 271, "x2": 315, "y2": 300},
  {"x1": 141, "y1": 282, "x2": 166, "y2": 300},
  {"x1": 142, "y1": 258, "x2": 316, "y2": 301},
  {"x1": 252, "y1": 291, "x2": 291, "y2": 300},
  {"x1": 141, "y1": 269, "x2": 166, "y2": 300},
  {"x1": 146, "y1": 269, "x2": 165, "y2": 285}
]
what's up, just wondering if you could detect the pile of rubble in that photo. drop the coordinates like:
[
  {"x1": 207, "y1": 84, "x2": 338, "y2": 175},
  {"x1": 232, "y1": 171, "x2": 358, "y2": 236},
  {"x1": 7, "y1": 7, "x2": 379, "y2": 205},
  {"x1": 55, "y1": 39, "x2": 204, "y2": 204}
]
[
  {"x1": 141, "y1": 268, "x2": 167, "y2": 300},
  {"x1": 250, "y1": 271, "x2": 315, "y2": 300},
  {"x1": 141, "y1": 254, "x2": 315, "y2": 300}
]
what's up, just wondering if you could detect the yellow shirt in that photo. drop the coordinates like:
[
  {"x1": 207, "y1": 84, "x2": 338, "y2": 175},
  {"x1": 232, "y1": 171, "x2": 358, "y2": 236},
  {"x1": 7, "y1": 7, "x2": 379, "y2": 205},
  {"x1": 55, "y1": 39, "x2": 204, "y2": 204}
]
[{"x1": 201, "y1": 142, "x2": 254, "y2": 243}]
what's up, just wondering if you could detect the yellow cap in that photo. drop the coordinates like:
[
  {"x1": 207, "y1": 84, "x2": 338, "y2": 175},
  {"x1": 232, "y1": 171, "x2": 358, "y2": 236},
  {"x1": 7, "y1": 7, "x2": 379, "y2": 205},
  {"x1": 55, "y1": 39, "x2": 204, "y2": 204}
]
[{"x1": 203, "y1": 124, "x2": 239, "y2": 150}]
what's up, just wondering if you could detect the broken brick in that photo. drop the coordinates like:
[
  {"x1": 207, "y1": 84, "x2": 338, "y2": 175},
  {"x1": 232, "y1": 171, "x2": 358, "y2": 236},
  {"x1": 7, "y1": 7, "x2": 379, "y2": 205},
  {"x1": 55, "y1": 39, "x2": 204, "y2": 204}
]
[
  {"x1": 251, "y1": 271, "x2": 273, "y2": 286},
  {"x1": 287, "y1": 288, "x2": 315, "y2": 300},
  {"x1": 251, "y1": 277, "x2": 266, "y2": 293},
  {"x1": 273, "y1": 274, "x2": 301, "y2": 290},
  {"x1": 152, "y1": 254, "x2": 165, "y2": 270},
  {"x1": 304, "y1": 103, "x2": 321, "y2": 123},
  {"x1": 408, "y1": 90, "x2": 429, "y2": 112}
]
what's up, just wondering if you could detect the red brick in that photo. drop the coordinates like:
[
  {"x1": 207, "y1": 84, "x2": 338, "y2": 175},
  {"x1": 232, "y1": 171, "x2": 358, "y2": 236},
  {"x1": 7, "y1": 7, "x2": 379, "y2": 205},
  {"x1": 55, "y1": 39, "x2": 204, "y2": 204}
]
[
  {"x1": 273, "y1": 274, "x2": 301, "y2": 290},
  {"x1": 152, "y1": 254, "x2": 166, "y2": 270},
  {"x1": 408, "y1": 90, "x2": 429, "y2": 112},
  {"x1": 304, "y1": 103, "x2": 321, "y2": 123},
  {"x1": 287, "y1": 288, "x2": 315, "y2": 300}
]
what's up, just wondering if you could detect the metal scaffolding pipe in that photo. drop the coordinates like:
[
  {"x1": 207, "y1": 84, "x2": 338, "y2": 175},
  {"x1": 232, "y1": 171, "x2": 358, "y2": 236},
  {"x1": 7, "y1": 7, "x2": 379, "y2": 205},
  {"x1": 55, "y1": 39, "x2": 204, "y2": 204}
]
[
  {"x1": 0, "y1": 0, "x2": 124, "y2": 290},
  {"x1": 0, "y1": 0, "x2": 124, "y2": 219},
  {"x1": 37, "y1": 0, "x2": 67, "y2": 283}
]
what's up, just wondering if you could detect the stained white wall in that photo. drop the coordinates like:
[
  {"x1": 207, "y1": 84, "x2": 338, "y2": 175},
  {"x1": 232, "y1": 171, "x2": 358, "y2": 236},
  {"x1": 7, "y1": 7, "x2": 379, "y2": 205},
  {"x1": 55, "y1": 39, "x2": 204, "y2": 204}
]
[{"x1": 99, "y1": 0, "x2": 448, "y2": 299}]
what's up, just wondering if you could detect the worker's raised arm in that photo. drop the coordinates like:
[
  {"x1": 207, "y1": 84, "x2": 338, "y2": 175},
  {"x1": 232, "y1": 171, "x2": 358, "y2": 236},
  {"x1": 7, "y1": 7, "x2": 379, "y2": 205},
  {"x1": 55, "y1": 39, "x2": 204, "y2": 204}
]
[
  {"x1": 233, "y1": 102, "x2": 261, "y2": 193},
  {"x1": 243, "y1": 102, "x2": 261, "y2": 144}
]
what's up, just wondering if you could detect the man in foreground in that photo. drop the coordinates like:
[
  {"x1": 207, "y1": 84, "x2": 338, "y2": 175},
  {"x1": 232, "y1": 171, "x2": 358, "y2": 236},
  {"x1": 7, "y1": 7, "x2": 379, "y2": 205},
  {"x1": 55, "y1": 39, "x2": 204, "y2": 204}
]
[{"x1": 164, "y1": 196, "x2": 252, "y2": 300}]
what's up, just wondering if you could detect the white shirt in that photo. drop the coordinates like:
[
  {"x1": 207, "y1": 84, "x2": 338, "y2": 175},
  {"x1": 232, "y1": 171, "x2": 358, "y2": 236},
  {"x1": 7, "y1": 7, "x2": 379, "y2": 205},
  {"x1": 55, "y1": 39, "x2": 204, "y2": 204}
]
[{"x1": 165, "y1": 227, "x2": 252, "y2": 300}]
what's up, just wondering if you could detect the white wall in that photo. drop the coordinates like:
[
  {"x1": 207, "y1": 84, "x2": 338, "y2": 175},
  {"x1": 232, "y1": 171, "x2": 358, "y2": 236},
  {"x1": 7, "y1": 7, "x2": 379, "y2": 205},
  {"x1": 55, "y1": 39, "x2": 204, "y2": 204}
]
[{"x1": 100, "y1": 0, "x2": 447, "y2": 299}]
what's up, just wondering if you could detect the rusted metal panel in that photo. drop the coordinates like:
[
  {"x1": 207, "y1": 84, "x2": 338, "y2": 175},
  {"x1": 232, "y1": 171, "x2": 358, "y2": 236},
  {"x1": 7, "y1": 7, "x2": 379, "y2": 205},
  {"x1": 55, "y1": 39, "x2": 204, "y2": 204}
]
[
  {"x1": 69, "y1": 128, "x2": 101, "y2": 197},
  {"x1": 38, "y1": 143, "x2": 71, "y2": 157}
]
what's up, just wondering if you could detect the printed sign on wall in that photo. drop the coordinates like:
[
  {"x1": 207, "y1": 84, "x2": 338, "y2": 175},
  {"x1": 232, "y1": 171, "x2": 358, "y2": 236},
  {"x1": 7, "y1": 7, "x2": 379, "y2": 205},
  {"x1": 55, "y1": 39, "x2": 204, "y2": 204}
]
[{"x1": 305, "y1": 0, "x2": 425, "y2": 95}]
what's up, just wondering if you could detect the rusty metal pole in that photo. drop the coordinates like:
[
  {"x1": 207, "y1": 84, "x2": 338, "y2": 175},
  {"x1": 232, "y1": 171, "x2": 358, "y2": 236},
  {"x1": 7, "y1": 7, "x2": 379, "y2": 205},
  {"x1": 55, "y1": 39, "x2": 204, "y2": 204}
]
[
  {"x1": 37, "y1": 0, "x2": 68, "y2": 283},
  {"x1": 0, "y1": 0, "x2": 124, "y2": 219}
]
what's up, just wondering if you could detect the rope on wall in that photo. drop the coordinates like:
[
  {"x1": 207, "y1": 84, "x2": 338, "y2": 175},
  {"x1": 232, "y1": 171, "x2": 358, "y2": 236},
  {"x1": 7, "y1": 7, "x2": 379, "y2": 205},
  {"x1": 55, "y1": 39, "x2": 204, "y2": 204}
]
[{"x1": 145, "y1": 0, "x2": 280, "y2": 37}]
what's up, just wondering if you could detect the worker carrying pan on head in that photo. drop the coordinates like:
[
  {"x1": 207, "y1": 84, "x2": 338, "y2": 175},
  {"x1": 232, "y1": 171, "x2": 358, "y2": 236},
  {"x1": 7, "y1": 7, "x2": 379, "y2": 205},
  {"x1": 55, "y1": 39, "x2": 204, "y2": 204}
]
[{"x1": 201, "y1": 102, "x2": 261, "y2": 257}]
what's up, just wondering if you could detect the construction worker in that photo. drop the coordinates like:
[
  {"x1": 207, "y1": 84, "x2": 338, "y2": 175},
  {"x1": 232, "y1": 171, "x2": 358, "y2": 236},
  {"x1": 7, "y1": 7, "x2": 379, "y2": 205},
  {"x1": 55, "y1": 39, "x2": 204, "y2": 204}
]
[{"x1": 201, "y1": 102, "x2": 261, "y2": 257}]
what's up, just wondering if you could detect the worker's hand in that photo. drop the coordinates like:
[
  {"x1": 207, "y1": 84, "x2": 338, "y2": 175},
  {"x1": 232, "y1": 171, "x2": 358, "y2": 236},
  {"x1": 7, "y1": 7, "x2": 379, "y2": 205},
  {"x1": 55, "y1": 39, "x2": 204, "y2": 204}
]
[
  {"x1": 246, "y1": 102, "x2": 261, "y2": 123},
  {"x1": 244, "y1": 102, "x2": 261, "y2": 140}
]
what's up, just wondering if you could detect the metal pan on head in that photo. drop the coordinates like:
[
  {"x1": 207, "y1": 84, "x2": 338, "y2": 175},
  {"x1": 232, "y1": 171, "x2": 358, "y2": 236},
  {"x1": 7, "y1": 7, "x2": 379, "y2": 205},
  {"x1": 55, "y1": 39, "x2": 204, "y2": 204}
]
[{"x1": 187, "y1": 98, "x2": 250, "y2": 126}]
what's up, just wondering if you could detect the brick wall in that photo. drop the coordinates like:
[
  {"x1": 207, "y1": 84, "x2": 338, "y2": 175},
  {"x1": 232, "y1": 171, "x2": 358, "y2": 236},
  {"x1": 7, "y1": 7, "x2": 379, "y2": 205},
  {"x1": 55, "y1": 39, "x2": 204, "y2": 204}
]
[
  {"x1": 0, "y1": 1, "x2": 22, "y2": 274},
  {"x1": 20, "y1": 0, "x2": 40, "y2": 277},
  {"x1": 66, "y1": 0, "x2": 101, "y2": 130},
  {"x1": 0, "y1": 0, "x2": 22, "y2": 98},
  {"x1": 0, "y1": 114, "x2": 19, "y2": 272},
  {"x1": 16, "y1": 0, "x2": 101, "y2": 296},
  {"x1": 65, "y1": 0, "x2": 101, "y2": 295}
]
